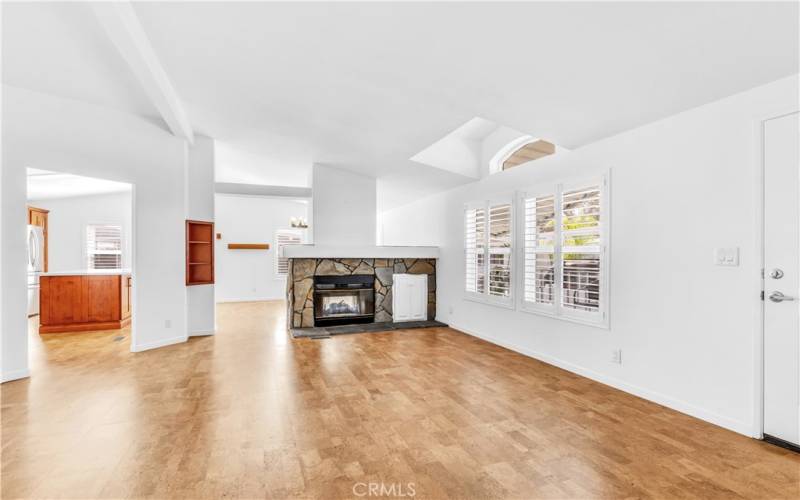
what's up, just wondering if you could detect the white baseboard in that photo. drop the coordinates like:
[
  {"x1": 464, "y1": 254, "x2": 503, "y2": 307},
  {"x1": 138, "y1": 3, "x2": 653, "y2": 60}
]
[
  {"x1": 131, "y1": 335, "x2": 187, "y2": 353},
  {"x1": 189, "y1": 329, "x2": 215, "y2": 337},
  {"x1": 1, "y1": 368, "x2": 31, "y2": 383},
  {"x1": 216, "y1": 297, "x2": 283, "y2": 303},
  {"x1": 448, "y1": 322, "x2": 753, "y2": 437}
]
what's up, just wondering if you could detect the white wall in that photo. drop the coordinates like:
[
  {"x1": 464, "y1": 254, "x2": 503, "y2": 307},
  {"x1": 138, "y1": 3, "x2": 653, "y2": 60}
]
[
  {"x1": 28, "y1": 191, "x2": 133, "y2": 272},
  {"x1": 312, "y1": 164, "x2": 376, "y2": 245},
  {"x1": 186, "y1": 136, "x2": 216, "y2": 336},
  {"x1": 215, "y1": 194, "x2": 308, "y2": 302},
  {"x1": 2, "y1": 85, "x2": 189, "y2": 375},
  {"x1": 1, "y1": 154, "x2": 29, "y2": 381},
  {"x1": 381, "y1": 75, "x2": 799, "y2": 437}
]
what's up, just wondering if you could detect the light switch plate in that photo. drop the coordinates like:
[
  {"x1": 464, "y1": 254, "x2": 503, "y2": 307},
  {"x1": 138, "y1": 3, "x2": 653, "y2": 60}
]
[{"x1": 714, "y1": 247, "x2": 739, "y2": 267}]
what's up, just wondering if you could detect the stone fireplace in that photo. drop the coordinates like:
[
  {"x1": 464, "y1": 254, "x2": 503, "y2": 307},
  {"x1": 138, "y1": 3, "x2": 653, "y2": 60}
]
[{"x1": 286, "y1": 258, "x2": 436, "y2": 328}]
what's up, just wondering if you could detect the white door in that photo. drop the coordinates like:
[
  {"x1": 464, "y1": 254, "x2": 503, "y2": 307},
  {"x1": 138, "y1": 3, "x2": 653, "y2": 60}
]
[{"x1": 763, "y1": 111, "x2": 800, "y2": 447}]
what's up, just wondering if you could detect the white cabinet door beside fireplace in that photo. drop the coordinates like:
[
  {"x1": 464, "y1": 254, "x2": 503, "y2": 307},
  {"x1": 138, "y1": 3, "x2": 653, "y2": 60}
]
[{"x1": 393, "y1": 274, "x2": 427, "y2": 322}]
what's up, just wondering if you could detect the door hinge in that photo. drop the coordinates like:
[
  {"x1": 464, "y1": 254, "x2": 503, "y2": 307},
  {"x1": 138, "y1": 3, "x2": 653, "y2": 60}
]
[{"x1": 760, "y1": 290, "x2": 765, "y2": 301}]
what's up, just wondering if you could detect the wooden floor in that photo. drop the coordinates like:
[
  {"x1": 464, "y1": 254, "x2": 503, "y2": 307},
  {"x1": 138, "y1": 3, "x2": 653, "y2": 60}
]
[{"x1": 2, "y1": 302, "x2": 799, "y2": 499}]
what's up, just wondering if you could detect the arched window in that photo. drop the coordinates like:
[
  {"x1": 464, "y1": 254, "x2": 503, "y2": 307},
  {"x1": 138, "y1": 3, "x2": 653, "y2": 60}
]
[{"x1": 490, "y1": 137, "x2": 556, "y2": 173}]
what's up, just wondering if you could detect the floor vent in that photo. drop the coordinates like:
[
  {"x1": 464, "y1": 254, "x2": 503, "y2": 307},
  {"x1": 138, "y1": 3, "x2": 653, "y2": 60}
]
[{"x1": 113, "y1": 336, "x2": 126, "y2": 342}]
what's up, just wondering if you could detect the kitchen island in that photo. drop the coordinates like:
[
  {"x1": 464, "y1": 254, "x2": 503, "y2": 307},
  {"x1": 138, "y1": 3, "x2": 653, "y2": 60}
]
[{"x1": 39, "y1": 271, "x2": 132, "y2": 333}]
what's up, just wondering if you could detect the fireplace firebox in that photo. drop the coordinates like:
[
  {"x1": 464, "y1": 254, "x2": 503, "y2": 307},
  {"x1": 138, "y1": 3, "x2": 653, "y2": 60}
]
[{"x1": 313, "y1": 275, "x2": 375, "y2": 326}]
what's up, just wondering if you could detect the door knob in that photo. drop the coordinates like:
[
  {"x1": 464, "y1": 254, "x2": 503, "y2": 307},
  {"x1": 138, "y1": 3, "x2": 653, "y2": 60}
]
[{"x1": 768, "y1": 291, "x2": 796, "y2": 303}]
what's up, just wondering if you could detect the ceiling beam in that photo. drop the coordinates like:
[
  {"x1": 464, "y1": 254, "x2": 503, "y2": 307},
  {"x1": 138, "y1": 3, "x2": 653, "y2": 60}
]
[
  {"x1": 215, "y1": 182, "x2": 312, "y2": 199},
  {"x1": 92, "y1": 2, "x2": 194, "y2": 143}
]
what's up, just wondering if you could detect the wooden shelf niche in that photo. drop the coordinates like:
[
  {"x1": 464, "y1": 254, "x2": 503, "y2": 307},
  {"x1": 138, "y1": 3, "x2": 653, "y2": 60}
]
[{"x1": 186, "y1": 220, "x2": 214, "y2": 285}]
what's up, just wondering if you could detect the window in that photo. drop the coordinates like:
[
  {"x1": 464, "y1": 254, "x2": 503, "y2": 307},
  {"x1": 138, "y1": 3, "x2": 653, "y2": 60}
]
[
  {"x1": 86, "y1": 224, "x2": 123, "y2": 270},
  {"x1": 275, "y1": 229, "x2": 303, "y2": 277},
  {"x1": 502, "y1": 140, "x2": 555, "y2": 170},
  {"x1": 490, "y1": 136, "x2": 558, "y2": 174},
  {"x1": 488, "y1": 203, "x2": 512, "y2": 298},
  {"x1": 523, "y1": 194, "x2": 556, "y2": 306},
  {"x1": 464, "y1": 198, "x2": 513, "y2": 306},
  {"x1": 520, "y1": 177, "x2": 607, "y2": 325},
  {"x1": 464, "y1": 206, "x2": 485, "y2": 293}
]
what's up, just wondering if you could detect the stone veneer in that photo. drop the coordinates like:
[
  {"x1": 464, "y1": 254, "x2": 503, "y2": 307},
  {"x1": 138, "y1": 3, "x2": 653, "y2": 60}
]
[{"x1": 286, "y1": 258, "x2": 436, "y2": 328}]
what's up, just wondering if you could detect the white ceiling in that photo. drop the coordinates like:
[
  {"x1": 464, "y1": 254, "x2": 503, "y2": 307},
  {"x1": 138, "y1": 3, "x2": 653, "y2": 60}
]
[
  {"x1": 4, "y1": 2, "x2": 798, "y2": 209},
  {"x1": 27, "y1": 169, "x2": 132, "y2": 201},
  {"x1": 2, "y1": 2, "x2": 158, "y2": 118}
]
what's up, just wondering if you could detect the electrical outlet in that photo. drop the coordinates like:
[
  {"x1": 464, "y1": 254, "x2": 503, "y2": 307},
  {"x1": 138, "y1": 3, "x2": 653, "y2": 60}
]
[
  {"x1": 448, "y1": 306, "x2": 454, "y2": 315},
  {"x1": 165, "y1": 319, "x2": 172, "y2": 328},
  {"x1": 611, "y1": 349, "x2": 622, "y2": 364}
]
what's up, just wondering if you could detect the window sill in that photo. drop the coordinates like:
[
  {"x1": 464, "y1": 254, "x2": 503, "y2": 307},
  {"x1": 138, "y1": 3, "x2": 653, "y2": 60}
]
[
  {"x1": 519, "y1": 304, "x2": 609, "y2": 330},
  {"x1": 463, "y1": 294, "x2": 515, "y2": 310}
]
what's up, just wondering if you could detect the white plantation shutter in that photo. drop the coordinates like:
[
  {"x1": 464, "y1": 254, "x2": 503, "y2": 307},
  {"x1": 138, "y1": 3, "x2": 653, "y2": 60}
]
[
  {"x1": 523, "y1": 194, "x2": 556, "y2": 307},
  {"x1": 464, "y1": 206, "x2": 486, "y2": 294},
  {"x1": 560, "y1": 185, "x2": 602, "y2": 314},
  {"x1": 465, "y1": 198, "x2": 514, "y2": 304},
  {"x1": 488, "y1": 203, "x2": 512, "y2": 298},
  {"x1": 520, "y1": 178, "x2": 607, "y2": 325},
  {"x1": 275, "y1": 230, "x2": 303, "y2": 276},
  {"x1": 86, "y1": 224, "x2": 122, "y2": 270}
]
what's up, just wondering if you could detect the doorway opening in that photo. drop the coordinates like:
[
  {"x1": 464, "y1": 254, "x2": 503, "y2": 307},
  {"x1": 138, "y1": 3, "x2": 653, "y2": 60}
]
[{"x1": 26, "y1": 168, "x2": 135, "y2": 359}]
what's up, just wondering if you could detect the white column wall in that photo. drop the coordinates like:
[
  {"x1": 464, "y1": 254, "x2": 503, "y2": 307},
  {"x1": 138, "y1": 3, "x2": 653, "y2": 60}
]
[
  {"x1": 186, "y1": 135, "x2": 216, "y2": 336},
  {"x1": 312, "y1": 164, "x2": 376, "y2": 245}
]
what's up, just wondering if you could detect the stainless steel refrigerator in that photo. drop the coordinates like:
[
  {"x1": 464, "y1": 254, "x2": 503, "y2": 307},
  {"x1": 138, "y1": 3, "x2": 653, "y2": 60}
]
[{"x1": 27, "y1": 225, "x2": 44, "y2": 316}]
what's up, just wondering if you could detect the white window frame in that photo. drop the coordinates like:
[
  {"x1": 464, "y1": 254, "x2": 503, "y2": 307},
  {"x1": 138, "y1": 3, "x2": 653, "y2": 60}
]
[
  {"x1": 85, "y1": 222, "x2": 124, "y2": 271},
  {"x1": 463, "y1": 195, "x2": 515, "y2": 309},
  {"x1": 274, "y1": 229, "x2": 303, "y2": 278},
  {"x1": 516, "y1": 174, "x2": 610, "y2": 328}
]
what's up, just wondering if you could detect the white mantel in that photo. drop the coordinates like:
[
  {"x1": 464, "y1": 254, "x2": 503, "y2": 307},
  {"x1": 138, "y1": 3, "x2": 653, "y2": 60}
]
[{"x1": 282, "y1": 245, "x2": 438, "y2": 259}]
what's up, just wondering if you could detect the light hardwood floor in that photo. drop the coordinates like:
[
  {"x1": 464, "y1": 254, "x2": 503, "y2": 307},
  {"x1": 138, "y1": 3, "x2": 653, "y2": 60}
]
[{"x1": 2, "y1": 301, "x2": 799, "y2": 499}]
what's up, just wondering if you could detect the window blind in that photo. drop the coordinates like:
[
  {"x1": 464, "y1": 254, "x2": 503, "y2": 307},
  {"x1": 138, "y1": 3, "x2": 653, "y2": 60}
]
[
  {"x1": 464, "y1": 207, "x2": 486, "y2": 294},
  {"x1": 488, "y1": 203, "x2": 512, "y2": 297},
  {"x1": 86, "y1": 224, "x2": 122, "y2": 270},
  {"x1": 275, "y1": 230, "x2": 303, "y2": 276},
  {"x1": 523, "y1": 195, "x2": 555, "y2": 306},
  {"x1": 520, "y1": 179, "x2": 606, "y2": 323},
  {"x1": 561, "y1": 185, "x2": 601, "y2": 313}
]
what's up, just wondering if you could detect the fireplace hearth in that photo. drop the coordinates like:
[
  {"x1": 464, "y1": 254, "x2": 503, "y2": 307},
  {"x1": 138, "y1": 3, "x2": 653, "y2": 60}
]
[{"x1": 313, "y1": 275, "x2": 375, "y2": 326}]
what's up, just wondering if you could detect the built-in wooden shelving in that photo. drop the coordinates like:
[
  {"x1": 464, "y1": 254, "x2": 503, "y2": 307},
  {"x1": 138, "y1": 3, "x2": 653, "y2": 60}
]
[{"x1": 186, "y1": 220, "x2": 214, "y2": 286}]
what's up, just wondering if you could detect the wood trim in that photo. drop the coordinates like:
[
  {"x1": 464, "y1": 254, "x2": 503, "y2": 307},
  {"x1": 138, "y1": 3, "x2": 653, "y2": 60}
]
[{"x1": 227, "y1": 243, "x2": 270, "y2": 250}]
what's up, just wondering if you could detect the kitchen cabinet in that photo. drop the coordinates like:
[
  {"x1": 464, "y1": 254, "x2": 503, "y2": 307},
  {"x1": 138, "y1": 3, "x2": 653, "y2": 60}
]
[
  {"x1": 392, "y1": 273, "x2": 428, "y2": 322},
  {"x1": 40, "y1": 273, "x2": 132, "y2": 333},
  {"x1": 27, "y1": 206, "x2": 49, "y2": 272}
]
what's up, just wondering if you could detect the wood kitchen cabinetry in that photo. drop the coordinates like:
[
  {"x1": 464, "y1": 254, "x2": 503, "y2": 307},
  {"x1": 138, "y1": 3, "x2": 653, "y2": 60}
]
[
  {"x1": 27, "y1": 206, "x2": 49, "y2": 272},
  {"x1": 40, "y1": 273, "x2": 132, "y2": 333}
]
